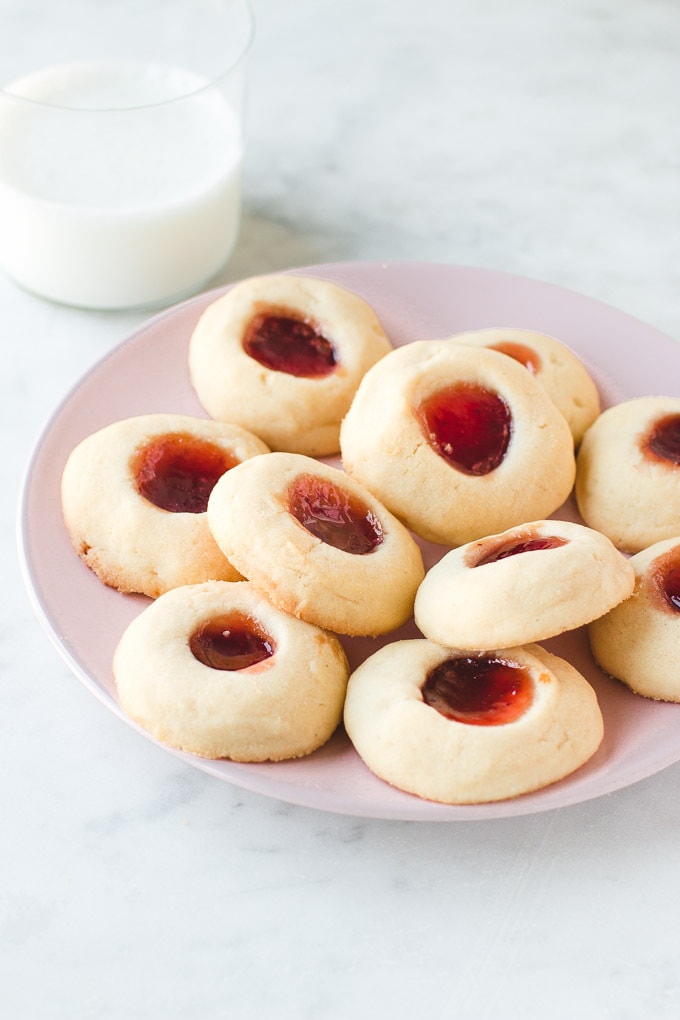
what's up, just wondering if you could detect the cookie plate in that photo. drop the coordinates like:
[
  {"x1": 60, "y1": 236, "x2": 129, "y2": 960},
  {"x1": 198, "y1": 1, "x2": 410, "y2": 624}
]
[{"x1": 17, "y1": 261, "x2": 680, "y2": 820}]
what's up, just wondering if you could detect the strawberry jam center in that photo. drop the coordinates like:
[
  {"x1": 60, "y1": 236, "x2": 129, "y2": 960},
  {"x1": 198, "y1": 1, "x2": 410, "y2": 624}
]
[
  {"x1": 643, "y1": 414, "x2": 680, "y2": 465},
  {"x1": 422, "y1": 655, "x2": 533, "y2": 726},
  {"x1": 418, "y1": 383, "x2": 512, "y2": 475},
  {"x1": 664, "y1": 567, "x2": 680, "y2": 611},
  {"x1": 243, "y1": 311, "x2": 337, "y2": 377},
  {"x1": 650, "y1": 547, "x2": 680, "y2": 613},
  {"x1": 189, "y1": 612, "x2": 276, "y2": 670},
  {"x1": 489, "y1": 340, "x2": 541, "y2": 374},
  {"x1": 288, "y1": 473, "x2": 383, "y2": 554},
  {"x1": 133, "y1": 432, "x2": 237, "y2": 513},
  {"x1": 472, "y1": 533, "x2": 568, "y2": 567}
]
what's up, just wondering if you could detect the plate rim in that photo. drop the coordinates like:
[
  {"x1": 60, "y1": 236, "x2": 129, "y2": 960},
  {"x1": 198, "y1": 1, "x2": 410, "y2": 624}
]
[{"x1": 16, "y1": 258, "x2": 680, "y2": 821}]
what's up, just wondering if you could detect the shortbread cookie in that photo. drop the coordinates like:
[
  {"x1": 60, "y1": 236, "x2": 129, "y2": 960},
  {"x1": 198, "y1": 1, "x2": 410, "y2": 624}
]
[
  {"x1": 113, "y1": 580, "x2": 349, "y2": 760},
  {"x1": 207, "y1": 451, "x2": 425, "y2": 636},
  {"x1": 188, "y1": 273, "x2": 393, "y2": 456},
  {"x1": 450, "y1": 327, "x2": 601, "y2": 445},
  {"x1": 61, "y1": 413, "x2": 269, "y2": 598},
  {"x1": 589, "y1": 537, "x2": 680, "y2": 702},
  {"x1": 344, "y1": 640, "x2": 604, "y2": 804},
  {"x1": 414, "y1": 519, "x2": 634, "y2": 649},
  {"x1": 340, "y1": 341, "x2": 576, "y2": 546},
  {"x1": 576, "y1": 396, "x2": 680, "y2": 552}
]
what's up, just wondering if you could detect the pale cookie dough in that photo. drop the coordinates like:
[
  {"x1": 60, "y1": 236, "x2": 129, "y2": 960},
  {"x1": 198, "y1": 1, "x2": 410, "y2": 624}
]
[
  {"x1": 449, "y1": 327, "x2": 601, "y2": 445},
  {"x1": 414, "y1": 519, "x2": 634, "y2": 649},
  {"x1": 575, "y1": 396, "x2": 680, "y2": 553},
  {"x1": 344, "y1": 640, "x2": 604, "y2": 804},
  {"x1": 207, "y1": 451, "x2": 425, "y2": 636},
  {"x1": 589, "y1": 536, "x2": 680, "y2": 702},
  {"x1": 188, "y1": 273, "x2": 393, "y2": 457},
  {"x1": 113, "y1": 580, "x2": 349, "y2": 760},
  {"x1": 340, "y1": 341, "x2": 576, "y2": 546},
  {"x1": 61, "y1": 413, "x2": 269, "y2": 598}
]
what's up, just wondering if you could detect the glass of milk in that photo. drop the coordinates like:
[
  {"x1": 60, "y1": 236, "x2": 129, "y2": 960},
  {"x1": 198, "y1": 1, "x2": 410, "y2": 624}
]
[{"x1": 0, "y1": 0, "x2": 254, "y2": 310}]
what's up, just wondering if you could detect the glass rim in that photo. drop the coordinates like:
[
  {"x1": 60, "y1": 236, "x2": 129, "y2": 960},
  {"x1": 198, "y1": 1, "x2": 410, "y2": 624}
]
[{"x1": 0, "y1": 0, "x2": 255, "y2": 113}]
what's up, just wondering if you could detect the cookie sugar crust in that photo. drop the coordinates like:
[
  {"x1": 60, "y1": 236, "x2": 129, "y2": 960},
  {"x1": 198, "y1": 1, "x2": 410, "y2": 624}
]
[
  {"x1": 113, "y1": 580, "x2": 349, "y2": 761},
  {"x1": 61, "y1": 412, "x2": 270, "y2": 598},
  {"x1": 589, "y1": 537, "x2": 680, "y2": 702},
  {"x1": 340, "y1": 341, "x2": 576, "y2": 546},
  {"x1": 415, "y1": 519, "x2": 634, "y2": 649},
  {"x1": 207, "y1": 451, "x2": 425, "y2": 636},
  {"x1": 344, "y1": 640, "x2": 604, "y2": 804},
  {"x1": 188, "y1": 273, "x2": 393, "y2": 457}
]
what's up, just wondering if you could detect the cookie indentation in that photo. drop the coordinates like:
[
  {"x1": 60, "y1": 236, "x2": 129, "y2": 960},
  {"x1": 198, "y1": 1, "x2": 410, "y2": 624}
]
[
  {"x1": 133, "y1": 432, "x2": 238, "y2": 514},
  {"x1": 287, "y1": 473, "x2": 384, "y2": 554},
  {"x1": 648, "y1": 547, "x2": 680, "y2": 614},
  {"x1": 189, "y1": 611, "x2": 276, "y2": 670},
  {"x1": 643, "y1": 414, "x2": 680, "y2": 466},
  {"x1": 489, "y1": 340, "x2": 542, "y2": 374},
  {"x1": 244, "y1": 311, "x2": 338, "y2": 378},
  {"x1": 421, "y1": 655, "x2": 534, "y2": 726},
  {"x1": 470, "y1": 531, "x2": 568, "y2": 567},
  {"x1": 417, "y1": 383, "x2": 512, "y2": 475}
]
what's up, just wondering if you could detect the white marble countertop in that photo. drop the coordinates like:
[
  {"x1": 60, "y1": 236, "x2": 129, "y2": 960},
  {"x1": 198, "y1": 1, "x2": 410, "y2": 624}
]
[{"x1": 4, "y1": 1, "x2": 680, "y2": 1016}]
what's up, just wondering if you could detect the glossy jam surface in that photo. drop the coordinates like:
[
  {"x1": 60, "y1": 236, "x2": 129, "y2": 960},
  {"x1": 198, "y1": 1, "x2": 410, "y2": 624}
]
[
  {"x1": 288, "y1": 473, "x2": 383, "y2": 554},
  {"x1": 418, "y1": 384, "x2": 512, "y2": 475},
  {"x1": 643, "y1": 414, "x2": 680, "y2": 465},
  {"x1": 189, "y1": 612, "x2": 276, "y2": 670},
  {"x1": 472, "y1": 533, "x2": 568, "y2": 567},
  {"x1": 243, "y1": 310, "x2": 338, "y2": 377},
  {"x1": 650, "y1": 548, "x2": 680, "y2": 613},
  {"x1": 422, "y1": 655, "x2": 534, "y2": 726},
  {"x1": 489, "y1": 340, "x2": 541, "y2": 375},
  {"x1": 134, "y1": 432, "x2": 237, "y2": 513}
]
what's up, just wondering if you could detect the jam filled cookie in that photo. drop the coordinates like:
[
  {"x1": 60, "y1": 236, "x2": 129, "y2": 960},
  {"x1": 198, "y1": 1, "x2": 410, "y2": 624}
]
[
  {"x1": 113, "y1": 580, "x2": 349, "y2": 760},
  {"x1": 414, "y1": 519, "x2": 634, "y2": 649},
  {"x1": 61, "y1": 413, "x2": 269, "y2": 598},
  {"x1": 449, "y1": 327, "x2": 601, "y2": 446},
  {"x1": 340, "y1": 341, "x2": 576, "y2": 546},
  {"x1": 188, "y1": 273, "x2": 393, "y2": 457},
  {"x1": 576, "y1": 396, "x2": 680, "y2": 553},
  {"x1": 589, "y1": 537, "x2": 680, "y2": 702},
  {"x1": 344, "y1": 640, "x2": 603, "y2": 804},
  {"x1": 206, "y1": 451, "x2": 425, "y2": 636}
]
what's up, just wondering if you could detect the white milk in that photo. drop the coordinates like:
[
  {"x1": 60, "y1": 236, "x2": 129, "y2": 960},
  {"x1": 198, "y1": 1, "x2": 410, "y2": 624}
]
[{"x1": 0, "y1": 60, "x2": 243, "y2": 309}]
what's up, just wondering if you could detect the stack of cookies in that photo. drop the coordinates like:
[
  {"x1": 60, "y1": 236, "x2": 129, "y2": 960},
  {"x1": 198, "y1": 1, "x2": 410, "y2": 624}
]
[{"x1": 60, "y1": 272, "x2": 680, "y2": 804}]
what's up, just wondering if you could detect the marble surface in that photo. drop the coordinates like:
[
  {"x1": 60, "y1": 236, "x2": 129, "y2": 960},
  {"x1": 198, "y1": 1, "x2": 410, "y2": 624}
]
[{"x1": 4, "y1": 0, "x2": 680, "y2": 1016}]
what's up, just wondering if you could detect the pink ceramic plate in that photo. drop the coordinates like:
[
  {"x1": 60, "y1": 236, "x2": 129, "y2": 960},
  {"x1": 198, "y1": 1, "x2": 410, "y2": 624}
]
[{"x1": 18, "y1": 261, "x2": 680, "y2": 819}]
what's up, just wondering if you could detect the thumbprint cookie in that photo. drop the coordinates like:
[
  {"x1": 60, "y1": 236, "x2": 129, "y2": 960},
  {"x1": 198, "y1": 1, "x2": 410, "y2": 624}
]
[
  {"x1": 206, "y1": 451, "x2": 425, "y2": 636},
  {"x1": 449, "y1": 327, "x2": 601, "y2": 446},
  {"x1": 343, "y1": 640, "x2": 604, "y2": 804},
  {"x1": 414, "y1": 519, "x2": 634, "y2": 649},
  {"x1": 589, "y1": 536, "x2": 680, "y2": 702},
  {"x1": 61, "y1": 413, "x2": 269, "y2": 598},
  {"x1": 188, "y1": 273, "x2": 393, "y2": 456},
  {"x1": 340, "y1": 341, "x2": 576, "y2": 546},
  {"x1": 113, "y1": 580, "x2": 349, "y2": 760},
  {"x1": 576, "y1": 396, "x2": 680, "y2": 553}
]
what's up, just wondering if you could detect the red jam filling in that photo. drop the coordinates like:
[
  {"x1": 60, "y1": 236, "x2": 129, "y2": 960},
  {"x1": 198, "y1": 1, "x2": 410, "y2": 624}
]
[
  {"x1": 489, "y1": 340, "x2": 541, "y2": 375},
  {"x1": 133, "y1": 432, "x2": 237, "y2": 513},
  {"x1": 288, "y1": 473, "x2": 383, "y2": 554},
  {"x1": 664, "y1": 567, "x2": 680, "y2": 611},
  {"x1": 418, "y1": 383, "x2": 512, "y2": 475},
  {"x1": 472, "y1": 533, "x2": 568, "y2": 567},
  {"x1": 643, "y1": 414, "x2": 680, "y2": 465},
  {"x1": 649, "y1": 548, "x2": 680, "y2": 613},
  {"x1": 422, "y1": 655, "x2": 533, "y2": 726},
  {"x1": 243, "y1": 310, "x2": 338, "y2": 377},
  {"x1": 189, "y1": 612, "x2": 276, "y2": 670}
]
